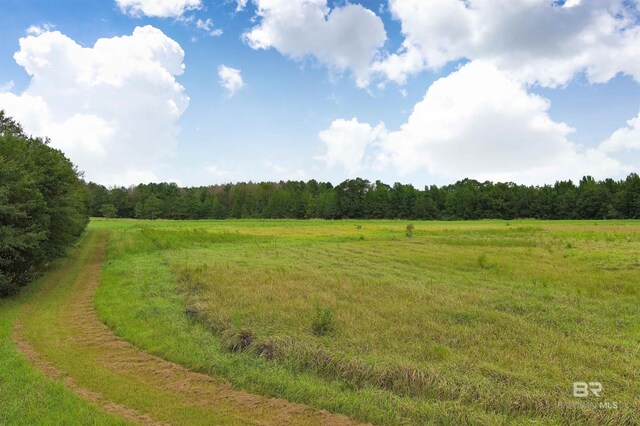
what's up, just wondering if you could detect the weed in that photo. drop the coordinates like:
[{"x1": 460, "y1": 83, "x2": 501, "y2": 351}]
[
  {"x1": 312, "y1": 303, "x2": 336, "y2": 336},
  {"x1": 227, "y1": 329, "x2": 255, "y2": 352}
]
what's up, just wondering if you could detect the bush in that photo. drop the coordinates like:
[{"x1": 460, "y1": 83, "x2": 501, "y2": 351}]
[
  {"x1": 312, "y1": 303, "x2": 336, "y2": 336},
  {"x1": 405, "y1": 224, "x2": 415, "y2": 238}
]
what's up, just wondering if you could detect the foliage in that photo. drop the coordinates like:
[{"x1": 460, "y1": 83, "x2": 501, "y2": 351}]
[
  {"x1": 0, "y1": 111, "x2": 89, "y2": 295},
  {"x1": 86, "y1": 175, "x2": 640, "y2": 221},
  {"x1": 100, "y1": 204, "x2": 118, "y2": 219},
  {"x1": 405, "y1": 223, "x2": 415, "y2": 237},
  {"x1": 311, "y1": 303, "x2": 336, "y2": 336}
]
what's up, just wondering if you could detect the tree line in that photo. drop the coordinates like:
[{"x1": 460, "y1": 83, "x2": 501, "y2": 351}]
[
  {"x1": 2, "y1": 108, "x2": 639, "y2": 295},
  {"x1": 0, "y1": 112, "x2": 89, "y2": 296},
  {"x1": 87, "y1": 173, "x2": 640, "y2": 222}
]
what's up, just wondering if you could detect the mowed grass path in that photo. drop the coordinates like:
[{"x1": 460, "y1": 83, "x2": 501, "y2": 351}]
[
  {"x1": 93, "y1": 219, "x2": 640, "y2": 424},
  {"x1": 0, "y1": 234, "x2": 126, "y2": 425},
  {"x1": 11, "y1": 230, "x2": 358, "y2": 425}
]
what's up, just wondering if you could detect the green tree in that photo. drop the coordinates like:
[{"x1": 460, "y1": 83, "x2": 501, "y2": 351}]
[
  {"x1": 100, "y1": 204, "x2": 118, "y2": 219},
  {"x1": 211, "y1": 196, "x2": 225, "y2": 219},
  {"x1": 134, "y1": 201, "x2": 145, "y2": 219},
  {"x1": 144, "y1": 196, "x2": 163, "y2": 220},
  {"x1": 0, "y1": 111, "x2": 89, "y2": 295}
]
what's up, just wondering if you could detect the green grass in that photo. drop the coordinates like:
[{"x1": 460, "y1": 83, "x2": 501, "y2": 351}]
[
  {"x1": 0, "y1": 240, "x2": 127, "y2": 426},
  {"x1": 92, "y1": 218, "x2": 640, "y2": 424}
]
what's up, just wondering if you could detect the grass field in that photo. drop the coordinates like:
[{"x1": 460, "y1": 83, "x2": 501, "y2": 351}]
[
  {"x1": 9, "y1": 229, "x2": 350, "y2": 425},
  {"x1": 88, "y1": 218, "x2": 640, "y2": 424}
]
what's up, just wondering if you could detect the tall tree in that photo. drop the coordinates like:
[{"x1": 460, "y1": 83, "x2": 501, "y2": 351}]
[{"x1": 1, "y1": 111, "x2": 89, "y2": 295}]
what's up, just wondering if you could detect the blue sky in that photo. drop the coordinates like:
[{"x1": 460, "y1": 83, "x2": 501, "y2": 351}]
[{"x1": 0, "y1": 0, "x2": 639, "y2": 187}]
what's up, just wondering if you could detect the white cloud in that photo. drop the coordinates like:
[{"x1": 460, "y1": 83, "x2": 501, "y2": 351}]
[
  {"x1": 0, "y1": 26, "x2": 189, "y2": 186},
  {"x1": 26, "y1": 23, "x2": 54, "y2": 36},
  {"x1": 218, "y1": 65, "x2": 244, "y2": 96},
  {"x1": 0, "y1": 81, "x2": 14, "y2": 92},
  {"x1": 321, "y1": 61, "x2": 627, "y2": 184},
  {"x1": 236, "y1": 0, "x2": 248, "y2": 12},
  {"x1": 196, "y1": 18, "x2": 223, "y2": 37},
  {"x1": 115, "y1": 0, "x2": 201, "y2": 18},
  {"x1": 319, "y1": 117, "x2": 386, "y2": 175},
  {"x1": 375, "y1": 0, "x2": 640, "y2": 87},
  {"x1": 600, "y1": 112, "x2": 640, "y2": 153},
  {"x1": 243, "y1": 0, "x2": 386, "y2": 87}
]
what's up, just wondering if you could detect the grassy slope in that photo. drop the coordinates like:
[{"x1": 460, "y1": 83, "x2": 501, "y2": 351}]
[
  {"x1": 0, "y1": 236, "x2": 126, "y2": 426},
  {"x1": 92, "y1": 218, "x2": 640, "y2": 424}
]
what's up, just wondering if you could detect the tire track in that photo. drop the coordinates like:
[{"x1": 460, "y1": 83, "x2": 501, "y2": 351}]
[{"x1": 13, "y1": 232, "x2": 361, "y2": 425}]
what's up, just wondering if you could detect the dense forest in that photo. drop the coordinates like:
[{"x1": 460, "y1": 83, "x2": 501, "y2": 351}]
[
  {"x1": 0, "y1": 112, "x2": 89, "y2": 295},
  {"x1": 87, "y1": 173, "x2": 640, "y2": 221}
]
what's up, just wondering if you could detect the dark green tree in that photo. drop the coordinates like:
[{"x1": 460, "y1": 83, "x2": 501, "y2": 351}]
[
  {"x1": 144, "y1": 196, "x2": 163, "y2": 220},
  {"x1": 0, "y1": 111, "x2": 89, "y2": 295},
  {"x1": 100, "y1": 204, "x2": 118, "y2": 218}
]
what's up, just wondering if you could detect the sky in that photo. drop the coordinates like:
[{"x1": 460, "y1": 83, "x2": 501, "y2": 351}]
[{"x1": 0, "y1": 0, "x2": 639, "y2": 188}]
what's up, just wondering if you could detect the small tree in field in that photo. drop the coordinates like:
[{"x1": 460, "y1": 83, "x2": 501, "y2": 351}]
[{"x1": 100, "y1": 204, "x2": 117, "y2": 219}]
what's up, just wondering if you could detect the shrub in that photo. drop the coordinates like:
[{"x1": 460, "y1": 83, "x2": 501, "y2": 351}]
[
  {"x1": 406, "y1": 224, "x2": 415, "y2": 238},
  {"x1": 312, "y1": 303, "x2": 336, "y2": 336}
]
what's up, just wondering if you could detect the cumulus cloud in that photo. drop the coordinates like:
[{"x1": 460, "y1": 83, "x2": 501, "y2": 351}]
[
  {"x1": 115, "y1": 0, "x2": 202, "y2": 18},
  {"x1": 243, "y1": 0, "x2": 386, "y2": 87},
  {"x1": 321, "y1": 61, "x2": 627, "y2": 184},
  {"x1": 0, "y1": 26, "x2": 189, "y2": 186},
  {"x1": 375, "y1": 0, "x2": 640, "y2": 87},
  {"x1": 319, "y1": 118, "x2": 386, "y2": 174},
  {"x1": 600, "y1": 112, "x2": 640, "y2": 153},
  {"x1": 218, "y1": 65, "x2": 244, "y2": 96}
]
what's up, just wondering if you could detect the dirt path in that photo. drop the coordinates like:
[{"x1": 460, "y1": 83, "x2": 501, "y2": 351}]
[{"x1": 13, "y1": 232, "x2": 361, "y2": 425}]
